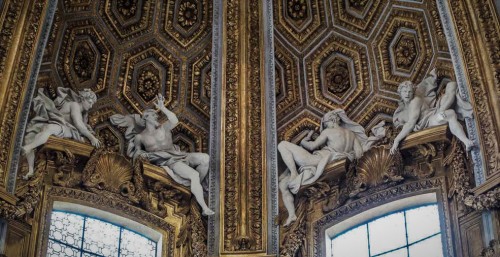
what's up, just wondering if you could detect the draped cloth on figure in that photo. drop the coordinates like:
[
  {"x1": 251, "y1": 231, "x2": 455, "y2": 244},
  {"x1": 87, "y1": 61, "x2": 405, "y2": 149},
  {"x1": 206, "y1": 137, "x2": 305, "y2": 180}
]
[
  {"x1": 109, "y1": 114, "x2": 191, "y2": 187},
  {"x1": 279, "y1": 109, "x2": 386, "y2": 194},
  {"x1": 393, "y1": 75, "x2": 473, "y2": 130},
  {"x1": 25, "y1": 88, "x2": 87, "y2": 146}
]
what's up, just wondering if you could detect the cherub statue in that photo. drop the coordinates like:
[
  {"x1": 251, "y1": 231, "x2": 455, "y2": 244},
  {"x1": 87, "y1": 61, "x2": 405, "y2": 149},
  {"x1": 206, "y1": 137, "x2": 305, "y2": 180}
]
[
  {"x1": 278, "y1": 109, "x2": 385, "y2": 226},
  {"x1": 22, "y1": 87, "x2": 101, "y2": 179},
  {"x1": 110, "y1": 94, "x2": 214, "y2": 216},
  {"x1": 390, "y1": 69, "x2": 474, "y2": 154}
]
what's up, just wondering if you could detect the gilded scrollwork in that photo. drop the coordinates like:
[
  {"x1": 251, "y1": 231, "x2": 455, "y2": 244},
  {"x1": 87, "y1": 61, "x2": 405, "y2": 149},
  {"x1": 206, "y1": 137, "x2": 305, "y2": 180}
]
[{"x1": 446, "y1": 139, "x2": 500, "y2": 210}]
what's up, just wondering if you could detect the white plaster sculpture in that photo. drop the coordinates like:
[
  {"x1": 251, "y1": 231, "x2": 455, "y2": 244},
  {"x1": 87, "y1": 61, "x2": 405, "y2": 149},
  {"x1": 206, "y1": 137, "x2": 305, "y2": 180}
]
[
  {"x1": 278, "y1": 109, "x2": 385, "y2": 226},
  {"x1": 390, "y1": 69, "x2": 474, "y2": 154},
  {"x1": 22, "y1": 87, "x2": 101, "y2": 180},
  {"x1": 110, "y1": 94, "x2": 214, "y2": 216}
]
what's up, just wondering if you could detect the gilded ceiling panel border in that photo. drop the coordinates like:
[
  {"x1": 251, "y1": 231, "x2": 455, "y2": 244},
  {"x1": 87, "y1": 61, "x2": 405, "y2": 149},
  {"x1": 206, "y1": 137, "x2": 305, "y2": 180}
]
[
  {"x1": 207, "y1": 0, "x2": 223, "y2": 255},
  {"x1": 3, "y1": 0, "x2": 57, "y2": 193},
  {"x1": 263, "y1": 0, "x2": 280, "y2": 253},
  {"x1": 435, "y1": 0, "x2": 487, "y2": 185}
]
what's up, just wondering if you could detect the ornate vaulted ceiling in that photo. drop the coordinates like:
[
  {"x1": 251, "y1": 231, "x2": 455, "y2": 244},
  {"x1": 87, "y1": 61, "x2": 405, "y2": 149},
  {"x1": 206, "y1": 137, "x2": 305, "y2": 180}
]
[
  {"x1": 274, "y1": 0, "x2": 456, "y2": 141},
  {"x1": 38, "y1": 0, "x2": 213, "y2": 155}
]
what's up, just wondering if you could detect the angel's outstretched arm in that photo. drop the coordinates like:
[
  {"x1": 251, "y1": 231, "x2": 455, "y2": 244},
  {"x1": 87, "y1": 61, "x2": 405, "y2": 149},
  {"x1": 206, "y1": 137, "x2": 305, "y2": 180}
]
[{"x1": 154, "y1": 94, "x2": 178, "y2": 131}]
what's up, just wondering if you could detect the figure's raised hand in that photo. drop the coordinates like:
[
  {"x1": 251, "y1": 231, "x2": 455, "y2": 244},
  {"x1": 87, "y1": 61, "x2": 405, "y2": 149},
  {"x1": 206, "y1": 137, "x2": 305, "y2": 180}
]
[
  {"x1": 306, "y1": 130, "x2": 314, "y2": 140},
  {"x1": 90, "y1": 136, "x2": 101, "y2": 148},
  {"x1": 154, "y1": 94, "x2": 166, "y2": 109},
  {"x1": 389, "y1": 142, "x2": 399, "y2": 155}
]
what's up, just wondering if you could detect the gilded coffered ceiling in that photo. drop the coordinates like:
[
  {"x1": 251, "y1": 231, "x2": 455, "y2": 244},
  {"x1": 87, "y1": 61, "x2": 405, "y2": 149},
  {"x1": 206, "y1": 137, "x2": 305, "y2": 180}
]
[
  {"x1": 38, "y1": 0, "x2": 213, "y2": 155},
  {"x1": 274, "y1": 0, "x2": 455, "y2": 141}
]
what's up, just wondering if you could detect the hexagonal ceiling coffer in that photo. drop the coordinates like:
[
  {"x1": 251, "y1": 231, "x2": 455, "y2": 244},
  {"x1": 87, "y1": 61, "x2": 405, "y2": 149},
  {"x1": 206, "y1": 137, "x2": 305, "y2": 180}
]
[
  {"x1": 274, "y1": 41, "x2": 302, "y2": 121},
  {"x1": 332, "y1": 0, "x2": 389, "y2": 38},
  {"x1": 389, "y1": 28, "x2": 420, "y2": 77},
  {"x1": 132, "y1": 60, "x2": 166, "y2": 105},
  {"x1": 160, "y1": 0, "x2": 211, "y2": 49},
  {"x1": 345, "y1": 0, "x2": 374, "y2": 19},
  {"x1": 305, "y1": 34, "x2": 371, "y2": 114},
  {"x1": 119, "y1": 44, "x2": 180, "y2": 113},
  {"x1": 285, "y1": 0, "x2": 312, "y2": 28},
  {"x1": 112, "y1": 0, "x2": 143, "y2": 24},
  {"x1": 189, "y1": 49, "x2": 212, "y2": 118},
  {"x1": 274, "y1": 0, "x2": 328, "y2": 50},
  {"x1": 70, "y1": 40, "x2": 99, "y2": 84},
  {"x1": 100, "y1": 0, "x2": 154, "y2": 42},
  {"x1": 320, "y1": 53, "x2": 357, "y2": 101},
  {"x1": 58, "y1": 21, "x2": 113, "y2": 93},
  {"x1": 374, "y1": 8, "x2": 433, "y2": 89}
]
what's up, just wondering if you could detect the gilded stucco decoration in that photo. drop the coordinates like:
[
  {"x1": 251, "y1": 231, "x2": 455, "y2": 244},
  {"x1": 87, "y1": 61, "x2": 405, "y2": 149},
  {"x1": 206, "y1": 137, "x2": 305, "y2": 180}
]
[
  {"x1": 304, "y1": 35, "x2": 371, "y2": 113},
  {"x1": 273, "y1": 0, "x2": 328, "y2": 50},
  {"x1": 118, "y1": 41, "x2": 180, "y2": 112},
  {"x1": 274, "y1": 0, "x2": 446, "y2": 135},
  {"x1": 160, "y1": 0, "x2": 212, "y2": 49},
  {"x1": 274, "y1": 40, "x2": 302, "y2": 120},
  {"x1": 62, "y1": 0, "x2": 92, "y2": 13},
  {"x1": 187, "y1": 47, "x2": 212, "y2": 119},
  {"x1": 99, "y1": 0, "x2": 155, "y2": 42},
  {"x1": 332, "y1": 0, "x2": 389, "y2": 38},
  {"x1": 57, "y1": 19, "x2": 113, "y2": 93},
  {"x1": 375, "y1": 8, "x2": 433, "y2": 91}
]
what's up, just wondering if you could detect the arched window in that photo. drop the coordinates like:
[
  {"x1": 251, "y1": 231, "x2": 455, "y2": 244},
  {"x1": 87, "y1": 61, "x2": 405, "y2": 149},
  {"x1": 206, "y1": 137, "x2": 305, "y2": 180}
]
[
  {"x1": 327, "y1": 194, "x2": 446, "y2": 257},
  {"x1": 46, "y1": 203, "x2": 160, "y2": 257}
]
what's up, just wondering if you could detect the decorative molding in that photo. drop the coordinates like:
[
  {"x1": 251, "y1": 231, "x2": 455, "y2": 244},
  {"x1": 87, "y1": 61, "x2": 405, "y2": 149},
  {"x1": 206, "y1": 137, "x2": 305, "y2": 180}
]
[
  {"x1": 207, "y1": 0, "x2": 223, "y2": 254},
  {"x1": 264, "y1": 0, "x2": 280, "y2": 253},
  {"x1": 5, "y1": 0, "x2": 57, "y2": 193}
]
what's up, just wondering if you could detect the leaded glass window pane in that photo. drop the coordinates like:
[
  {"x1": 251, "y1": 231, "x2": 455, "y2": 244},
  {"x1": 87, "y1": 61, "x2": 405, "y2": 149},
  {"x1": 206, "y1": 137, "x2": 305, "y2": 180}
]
[
  {"x1": 376, "y1": 248, "x2": 408, "y2": 257},
  {"x1": 406, "y1": 205, "x2": 441, "y2": 243},
  {"x1": 49, "y1": 212, "x2": 84, "y2": 248},
  {"x1": 83, "y1": 218, "x2": 120, "y2": 256},
  {"x1": 408, "y1": 235, "x2": 444, "y2": 257},
  {"x1": 331, "y1": 225, "x2": 369, "y2": 257},
  {"x1": 330, "y1": 203, "x2": 444, "y2": 257},
  {"x1": 47, "y1": 211, "x2": 157, "y2": 257},
  {"x1": 120, "y1": 229, "x2": 157, "y2": 257},
  {"x1": 368, "y1": 212, "x2": 406, "y2": 255},
  {"x1": 47, "y1": 240, "x2": 80, "y2": 257}
]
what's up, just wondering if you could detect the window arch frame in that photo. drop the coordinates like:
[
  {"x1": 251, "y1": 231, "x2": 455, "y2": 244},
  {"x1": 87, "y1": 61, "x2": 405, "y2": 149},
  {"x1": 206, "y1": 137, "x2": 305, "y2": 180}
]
[{"x1": 42, "y1": 201, "x2": 163, "y2": 257}]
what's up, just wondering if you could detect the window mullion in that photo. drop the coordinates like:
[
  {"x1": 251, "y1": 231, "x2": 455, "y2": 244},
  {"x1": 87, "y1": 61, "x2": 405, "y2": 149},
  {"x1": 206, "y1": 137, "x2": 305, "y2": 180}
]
[
  {"x1": 80, "y1": 216, "x2": 87, "y2": 257},
  {"x1": 118, "y1": 227, "x2": 123, "y2": 257},
  {"x1": 404, "y1": 211, "x2": 409, "y2": 257},
  {"x1": 366, "y1": 224, "x2": 371, "y2": 257}
]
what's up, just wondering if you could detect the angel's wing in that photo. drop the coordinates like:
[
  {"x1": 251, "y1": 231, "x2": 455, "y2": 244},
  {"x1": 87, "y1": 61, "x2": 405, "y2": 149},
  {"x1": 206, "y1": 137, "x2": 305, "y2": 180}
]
[
  {"x1": 109, "y1": 114, "x2": 144, "y2": 140},
  {"x1": 415, "y1": 70, "x2": 438, "y2": 107}
]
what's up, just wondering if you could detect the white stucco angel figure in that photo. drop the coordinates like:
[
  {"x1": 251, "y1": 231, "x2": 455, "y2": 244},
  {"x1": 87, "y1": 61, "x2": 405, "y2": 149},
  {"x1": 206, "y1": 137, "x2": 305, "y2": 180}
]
[
  {"x1": 110, "y1": 94, "x2": 214, "y2": 216},
  {"x1": 390, "y1": 69, "x2": 474, "y2": 154},
  {"x1": 278, "y1": 109, "x2": 385, "y2": 226},
  {"x1": 22, "y1": 87, "x2": 101, "y2": 179}
]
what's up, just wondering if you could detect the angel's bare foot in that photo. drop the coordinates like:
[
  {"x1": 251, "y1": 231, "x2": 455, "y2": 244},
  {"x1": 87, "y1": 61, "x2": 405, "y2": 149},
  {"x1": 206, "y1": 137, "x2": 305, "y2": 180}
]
[
  {"x1": 202, "y1": 208, "x2": 215, "y2": 216},
  {"x1": 464, "y1": 139, "x2": 475, "y2": 151},
  {"x1": 288, "y1": 171, "x2": 298, "y2": 181},
  {"x1": 23, "y1": 171, "x2": 34, "y2": 180},
  {"x1": 284, "y1": 215, "x2": 297, "y2": 227}
]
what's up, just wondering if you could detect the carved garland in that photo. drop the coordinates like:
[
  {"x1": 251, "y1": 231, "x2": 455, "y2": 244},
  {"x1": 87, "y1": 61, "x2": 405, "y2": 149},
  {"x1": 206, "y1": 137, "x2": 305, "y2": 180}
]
[
  {"x1": 446, "y1": 139, "x2": 500, "y2": 210},
  {"x1": 0, "y1": 0, "x2": 45, "y2": 186},
  {"x1": 449, "y1": 0, "x2": 500, "y2": 176},
  {"x1": 223, "y1": 0, "x2": 241, "y2": 251},
  {"x1": 248, "y1": 0, "x2": 264, "y2": 251},
  {"x1": 0, "y1": 154, "x2": 46, "y2": 221}
]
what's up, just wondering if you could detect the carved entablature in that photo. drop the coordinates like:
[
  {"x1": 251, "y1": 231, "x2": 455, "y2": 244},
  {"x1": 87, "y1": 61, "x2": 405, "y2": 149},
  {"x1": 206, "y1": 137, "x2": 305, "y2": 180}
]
[
  {"x1": 279, "y1": 125, "x2": 500, "y2": 257},
  {"x1": 0, "y1": 137, "x2": 207, "y2": 257}
]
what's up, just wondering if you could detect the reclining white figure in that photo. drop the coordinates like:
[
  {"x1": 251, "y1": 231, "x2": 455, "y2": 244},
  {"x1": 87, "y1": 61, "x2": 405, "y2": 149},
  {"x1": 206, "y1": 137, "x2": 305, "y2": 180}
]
[
  {"x1": 22, "y1": 87, "x2": 101, "y2": 179},
  {"x1": 278, "y1": 109, "x2": 385, "y2": 226},
  {"x1": 110, "y1": 94, "x2": 214, "y2": 216},
  {"x1": 390, "y1": 69, "x2": 474, "y2": 154}
]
